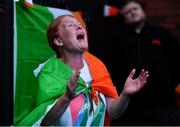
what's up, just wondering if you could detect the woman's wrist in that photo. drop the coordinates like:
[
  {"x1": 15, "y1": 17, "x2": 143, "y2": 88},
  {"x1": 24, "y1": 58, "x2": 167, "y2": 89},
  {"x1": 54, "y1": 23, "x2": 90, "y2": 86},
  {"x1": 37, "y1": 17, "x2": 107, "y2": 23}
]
[
  {"x1": 120, "y1": 91, "x2": 131, "y2": 99},
  {"x1": 63, "y1": 93, "x2": 72, "y2": 102}
]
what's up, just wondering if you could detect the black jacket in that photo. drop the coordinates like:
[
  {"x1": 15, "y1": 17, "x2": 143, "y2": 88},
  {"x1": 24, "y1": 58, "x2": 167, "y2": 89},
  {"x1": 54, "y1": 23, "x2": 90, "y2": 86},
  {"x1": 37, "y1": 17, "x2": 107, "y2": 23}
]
[{"x1": 109, "y1": 22, "x2": 180, "y2": 109}]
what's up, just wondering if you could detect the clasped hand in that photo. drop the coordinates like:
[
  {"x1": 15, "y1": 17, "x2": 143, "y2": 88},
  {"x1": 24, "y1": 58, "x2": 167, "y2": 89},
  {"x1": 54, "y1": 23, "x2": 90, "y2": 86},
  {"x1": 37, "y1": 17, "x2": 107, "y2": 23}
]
[{"x1": 65, "y1": 70, "x2": 80, "y2": 100}]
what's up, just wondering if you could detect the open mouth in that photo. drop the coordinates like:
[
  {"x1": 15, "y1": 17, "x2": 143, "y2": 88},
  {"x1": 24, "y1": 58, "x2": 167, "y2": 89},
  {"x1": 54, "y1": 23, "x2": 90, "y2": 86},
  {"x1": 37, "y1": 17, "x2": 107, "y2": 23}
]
[{"x1": 77, "y1": 33, "x2": 85, "y2": 41}]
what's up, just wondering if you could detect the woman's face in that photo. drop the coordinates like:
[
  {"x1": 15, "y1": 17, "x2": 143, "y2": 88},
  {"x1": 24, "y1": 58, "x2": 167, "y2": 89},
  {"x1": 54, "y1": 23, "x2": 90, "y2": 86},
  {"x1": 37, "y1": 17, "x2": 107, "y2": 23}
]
[
  {"x1": 56, "y1": 16, "x2": 88, "y2": 54},
  {"x1": 121, "y1": 2, "x2": 146, "y2": 25}
]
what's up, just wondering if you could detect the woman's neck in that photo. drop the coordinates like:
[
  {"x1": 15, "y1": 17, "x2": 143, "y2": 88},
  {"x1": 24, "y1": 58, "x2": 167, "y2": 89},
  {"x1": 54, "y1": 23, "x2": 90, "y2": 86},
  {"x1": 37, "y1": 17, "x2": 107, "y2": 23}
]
[{"x1": 60, "y1": 52, "x2": 84, "y2": 71}]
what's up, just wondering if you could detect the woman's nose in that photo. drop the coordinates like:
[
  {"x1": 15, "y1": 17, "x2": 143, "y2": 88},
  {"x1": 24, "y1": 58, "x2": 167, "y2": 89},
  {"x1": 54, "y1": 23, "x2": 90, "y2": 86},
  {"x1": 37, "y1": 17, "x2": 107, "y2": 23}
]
[{"x1": 76, "y1": 24, "x2": 82, "y2": 30}]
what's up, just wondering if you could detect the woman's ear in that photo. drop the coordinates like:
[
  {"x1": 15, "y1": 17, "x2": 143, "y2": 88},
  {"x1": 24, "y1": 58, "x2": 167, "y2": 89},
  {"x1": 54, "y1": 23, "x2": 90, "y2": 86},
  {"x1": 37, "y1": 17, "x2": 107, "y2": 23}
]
[{"x1": 54, "y1": 37, "x2": 63, "y2": 46}]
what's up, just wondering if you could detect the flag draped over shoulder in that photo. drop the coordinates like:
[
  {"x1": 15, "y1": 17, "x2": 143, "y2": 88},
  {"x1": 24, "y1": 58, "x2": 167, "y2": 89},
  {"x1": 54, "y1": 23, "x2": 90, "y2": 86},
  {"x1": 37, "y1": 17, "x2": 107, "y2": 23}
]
[{"x1": 14, "y1": 0, "x2": 84, "y2": 125}]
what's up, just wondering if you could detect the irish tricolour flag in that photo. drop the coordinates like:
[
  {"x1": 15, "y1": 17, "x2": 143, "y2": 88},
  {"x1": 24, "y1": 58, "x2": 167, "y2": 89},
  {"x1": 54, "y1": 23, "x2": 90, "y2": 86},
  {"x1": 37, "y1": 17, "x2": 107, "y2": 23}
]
[{"x1": 14, "y1": 0, "x2": 84, "y2": 125}]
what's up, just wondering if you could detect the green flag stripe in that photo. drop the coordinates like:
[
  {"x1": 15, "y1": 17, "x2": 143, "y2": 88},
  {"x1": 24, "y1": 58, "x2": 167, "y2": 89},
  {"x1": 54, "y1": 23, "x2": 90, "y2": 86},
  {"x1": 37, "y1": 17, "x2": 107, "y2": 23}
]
[{"x1": 15, "y1": 1, "x2": 73, "y2": 125}]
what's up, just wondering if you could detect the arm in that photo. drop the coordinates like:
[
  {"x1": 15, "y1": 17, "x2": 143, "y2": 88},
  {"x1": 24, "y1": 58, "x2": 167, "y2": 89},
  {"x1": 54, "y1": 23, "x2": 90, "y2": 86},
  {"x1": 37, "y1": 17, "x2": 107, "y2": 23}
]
[
  {"x1": 106, "y1": 94, "x2": 130, "y2": 119},
  {"x1": 106, "y1": 69, "x2": 149, "y2": 119},
  {"x1": 41, "y1": 71, "x2": 80, "y2": 126}
]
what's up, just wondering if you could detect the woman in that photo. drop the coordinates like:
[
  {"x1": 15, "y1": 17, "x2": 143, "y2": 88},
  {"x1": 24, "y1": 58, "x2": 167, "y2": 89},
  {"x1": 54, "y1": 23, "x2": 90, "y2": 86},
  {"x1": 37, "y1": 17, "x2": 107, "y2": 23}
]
[{"x1": 22, "y1": 15, "x2": 149, "y2": 126}]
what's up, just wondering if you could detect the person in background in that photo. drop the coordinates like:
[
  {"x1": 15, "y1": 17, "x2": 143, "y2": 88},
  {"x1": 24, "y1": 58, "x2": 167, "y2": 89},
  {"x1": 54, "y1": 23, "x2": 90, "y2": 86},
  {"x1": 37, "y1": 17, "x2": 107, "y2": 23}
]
[
  {"x1": 110, "y1": 0, "x2": 180, "y2": 125},
  {"x1": 18, "y1": 15, "x2": 149, "y2": 126}
]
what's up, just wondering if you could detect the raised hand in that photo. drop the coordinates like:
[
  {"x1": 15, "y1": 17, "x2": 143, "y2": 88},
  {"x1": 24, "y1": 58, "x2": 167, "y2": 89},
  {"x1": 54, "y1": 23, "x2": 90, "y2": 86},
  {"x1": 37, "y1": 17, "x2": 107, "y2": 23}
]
[
  {"x1": 122, "y1": 69, "x2": 149, "y2": 97},
  {"x1": 65, "y1": 70, "x2": 80, "y2": 100}
]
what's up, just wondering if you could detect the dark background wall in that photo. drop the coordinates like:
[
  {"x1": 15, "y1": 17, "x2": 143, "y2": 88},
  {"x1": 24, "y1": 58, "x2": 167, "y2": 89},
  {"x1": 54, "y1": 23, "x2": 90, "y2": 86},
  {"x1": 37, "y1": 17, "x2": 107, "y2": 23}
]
[
  {"x1": 139, "y1": 0, "x2": 180, "y2": 42},
  {"x1": 0, "y1": 0, "x2": 13, "y2": 126},
  {"x1": 0, "y1": 0, "x2": 180, "y2": 125}
]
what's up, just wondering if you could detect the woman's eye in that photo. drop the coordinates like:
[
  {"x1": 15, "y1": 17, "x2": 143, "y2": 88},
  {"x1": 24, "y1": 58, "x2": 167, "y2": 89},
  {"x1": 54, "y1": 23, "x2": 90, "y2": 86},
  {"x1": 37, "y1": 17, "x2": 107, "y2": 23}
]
[
  {"x1": 68, "y1": 24, "x2": 73, "y2": 27},
  {"x1": 133, "y1": 8, "x2": 138, "y2": 11}
]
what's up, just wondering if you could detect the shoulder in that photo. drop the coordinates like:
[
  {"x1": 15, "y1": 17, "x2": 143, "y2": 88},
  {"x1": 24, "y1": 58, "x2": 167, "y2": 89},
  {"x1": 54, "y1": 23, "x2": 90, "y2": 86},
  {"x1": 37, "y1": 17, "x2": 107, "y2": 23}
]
[
  {"x1": 83, "y1": 51, "x2": 110, "y2": 79},
  {"x1": 33, "y1": 55, "x2": 55, "y2": 77},
  {"x1": 40, "y1": 55, "x2": 58, "y2": 71},
  {"x1": 147, "y1": 23, "x2": 171, "y2": 34},
  {"x1": 83, "y1": 51, "x2": 106, "y2": 68},
  {"x1": 34, "y1": 55, "x2": 71, "y2": 78}
]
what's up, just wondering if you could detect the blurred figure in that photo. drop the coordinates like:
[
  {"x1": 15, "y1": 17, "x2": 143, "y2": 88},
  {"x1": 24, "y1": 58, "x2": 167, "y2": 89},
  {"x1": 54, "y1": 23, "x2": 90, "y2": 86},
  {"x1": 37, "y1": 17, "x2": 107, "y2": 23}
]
[{"x1": 110, "y1": 0, "x2": 180, "y2": 125}]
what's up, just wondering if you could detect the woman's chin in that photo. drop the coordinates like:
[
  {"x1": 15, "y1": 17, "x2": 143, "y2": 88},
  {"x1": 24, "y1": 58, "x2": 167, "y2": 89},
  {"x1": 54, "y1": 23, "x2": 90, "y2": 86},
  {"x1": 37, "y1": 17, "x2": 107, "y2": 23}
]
[{"x1": 79, "y1": 47, "x2": 88, "y2": 53}]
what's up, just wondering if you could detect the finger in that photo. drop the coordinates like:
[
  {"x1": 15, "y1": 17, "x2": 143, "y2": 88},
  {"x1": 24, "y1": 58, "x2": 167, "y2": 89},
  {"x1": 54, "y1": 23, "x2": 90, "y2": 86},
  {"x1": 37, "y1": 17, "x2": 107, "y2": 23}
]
[
  {"x1": 138, "y1": 69, "x2": 145, "y2": 80},
  {"x1": 69, "y1": 71, "x2": 80, "y2": 88},
  {"x1": 73, "y1": 71, "x2": 80, "y2": 89},
  {"x1": 71, "y1": 70, "x2": 80, "y2": 82},
  {"x1": 74, "y1": 83, "x2": 80, "y2": 92},
  {"x1": 140, "y1": 71, "x2": 149, "y2": 85},
  {"x1": 141, "y1": 70, "x2": 148, "y2": 80},
  {"x1": 143, "y1": 71, "x2": 149, "y2": 81},
  {"x1": 128, "y1": 68, "x2": 136, "y2": 79},
  {"x1": 73, "y1": 70, "x2": 80, "y2": 81}
]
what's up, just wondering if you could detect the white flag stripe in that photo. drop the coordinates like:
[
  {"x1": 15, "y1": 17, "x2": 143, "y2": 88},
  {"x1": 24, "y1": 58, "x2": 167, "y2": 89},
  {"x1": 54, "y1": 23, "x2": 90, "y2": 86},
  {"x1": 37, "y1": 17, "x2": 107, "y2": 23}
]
[
  {"x1": 48, "y1": 7, "x2": 72, "y2": 19},
  {"x1": 25, "y1": 0, "x2": 33, "y2": 5},
  {"x1": 103, "y1": 5, "x2": 110, "y2": 17},
  {"x1": 13, "y1": 0, "x2": 17, "y2": 101}
]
